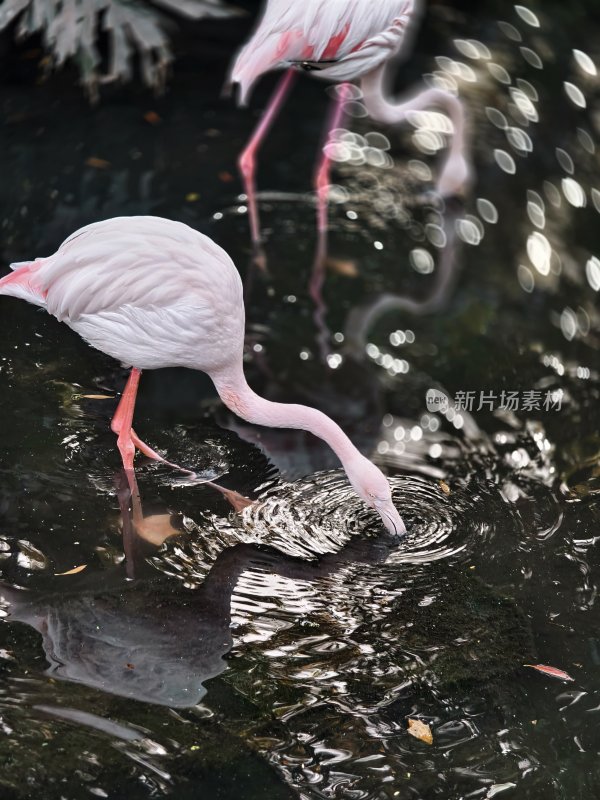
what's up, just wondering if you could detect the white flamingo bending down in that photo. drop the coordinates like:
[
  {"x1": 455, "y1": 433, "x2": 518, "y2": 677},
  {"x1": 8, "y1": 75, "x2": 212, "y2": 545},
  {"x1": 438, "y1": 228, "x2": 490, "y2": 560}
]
[
  {"x1": 230, "y1": 0, "x2": 470, "y2": 247},
  {"x1": 0, "y1": 216, "x2": 406, "y2": 536}
]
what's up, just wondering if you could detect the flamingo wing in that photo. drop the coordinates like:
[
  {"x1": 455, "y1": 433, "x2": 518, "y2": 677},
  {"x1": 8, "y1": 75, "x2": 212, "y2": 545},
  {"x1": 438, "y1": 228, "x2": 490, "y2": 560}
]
[
  {"x1": 0, "y1": 261, "x2": 48, "y2": 307},
  {"x1": 1, "y1": 216, "x2": 246, "y2": 372},
  {"x1": 32, "y1": 216, "x2": 242, "y2": 323},
  {"x1": 230, "y1": 0, "x2": 416, "y2": 103}
]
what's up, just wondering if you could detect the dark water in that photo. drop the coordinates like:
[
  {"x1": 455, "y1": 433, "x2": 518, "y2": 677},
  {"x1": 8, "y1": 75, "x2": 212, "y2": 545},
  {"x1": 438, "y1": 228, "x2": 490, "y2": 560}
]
[{"x1": 1, "y1": 2, "x2": 600, "y2": 798}]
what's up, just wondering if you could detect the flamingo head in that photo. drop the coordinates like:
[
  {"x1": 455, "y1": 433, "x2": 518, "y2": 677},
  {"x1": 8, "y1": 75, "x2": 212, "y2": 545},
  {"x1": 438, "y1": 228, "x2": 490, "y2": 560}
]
[{"x1": 346, "y1": 457, "x2": 407, "y2": 538}]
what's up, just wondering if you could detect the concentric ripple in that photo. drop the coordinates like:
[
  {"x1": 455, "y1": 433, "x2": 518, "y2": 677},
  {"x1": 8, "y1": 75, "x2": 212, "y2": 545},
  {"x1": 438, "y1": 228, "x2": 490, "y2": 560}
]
[
  {"x1": 240, "y1": 471, "x2": 482, "y2": 565},
  {"x1": 154, "y1": 470, "x2": 499, "y2": 590}
]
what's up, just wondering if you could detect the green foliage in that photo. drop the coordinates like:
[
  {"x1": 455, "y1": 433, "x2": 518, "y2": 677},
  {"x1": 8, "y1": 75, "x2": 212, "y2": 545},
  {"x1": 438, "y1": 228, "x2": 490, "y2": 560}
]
[{"x1": 0, "y1": 0, "x2": 240, "y2": 99}]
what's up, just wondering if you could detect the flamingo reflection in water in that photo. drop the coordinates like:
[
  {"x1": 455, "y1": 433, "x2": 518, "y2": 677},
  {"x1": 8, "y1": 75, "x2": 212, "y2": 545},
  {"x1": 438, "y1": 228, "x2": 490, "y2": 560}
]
[
  {"x1": 0, "y1": 487, "x2": 237, "y2": 708},
  {"x1": 0, "y1": 464, "x2": 396, "y2": 709},
  {"x1": 342, "y1": 197, "x2": 465, "y2": 355},
  {"x1": 230, "y1": 0, "x2": 470, "y2": 257}
]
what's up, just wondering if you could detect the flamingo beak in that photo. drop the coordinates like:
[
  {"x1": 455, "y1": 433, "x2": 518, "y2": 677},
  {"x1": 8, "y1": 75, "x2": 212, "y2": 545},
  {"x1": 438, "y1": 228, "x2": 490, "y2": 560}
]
[{"x1": 375, "y1": 500, "x2": 407, "y2": 538}]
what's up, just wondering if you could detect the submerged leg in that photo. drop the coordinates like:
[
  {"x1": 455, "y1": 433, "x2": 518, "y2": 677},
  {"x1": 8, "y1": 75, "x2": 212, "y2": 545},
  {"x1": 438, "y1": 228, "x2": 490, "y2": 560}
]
[
  {"x1": 314, "y1": 83, "x2": 352, "y2": 234},
  {"x1": 129, "y1": 430, "x2": 198, "y2": 476},
  {"x1": 309, "y1": 226, "x2": 333, "y2": 361},
  {"x1": 238, "y1": 69, "x2": 297, "y2": 250},
  {"x1": 361, "y1": 64, "x2": 470, "y2": 197},
  {"x1": 114, "y1": 467, "x2": 141, "y2": 579}
]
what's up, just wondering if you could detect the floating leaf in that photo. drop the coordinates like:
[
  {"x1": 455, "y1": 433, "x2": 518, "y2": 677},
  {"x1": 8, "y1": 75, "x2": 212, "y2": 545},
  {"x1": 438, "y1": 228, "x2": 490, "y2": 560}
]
[
  {"x1": 133, "y1": 513, "x2": 179, "y2": 547},
  {"x1": 54, "y1": 564, "x2": 87, "y2": 576},
  {"x1": 144, "y1": 111, "x2": 161, "y2": 125},
  {"x1": 325, "y1": 257, "x2": 359, "y2": 278},
  {"x1": 407, "y1": 718, "x2": 433, "y2": 745},
  {"x1": 85, "y1": 156, "x2": 110, "y2": 170},
  {"x1": 524, "y1": 664, "x2": 574, "y2": 681}
]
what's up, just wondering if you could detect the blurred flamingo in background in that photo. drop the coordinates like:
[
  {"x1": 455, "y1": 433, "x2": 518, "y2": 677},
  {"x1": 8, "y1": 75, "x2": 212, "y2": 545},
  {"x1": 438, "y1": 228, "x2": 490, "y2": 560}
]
[
  {"x1": 0, "y1": 216, "x2": 406, "y2": 536},
  {"x1": 230, "y1": 0, "x2": 470, "y2": 250}
]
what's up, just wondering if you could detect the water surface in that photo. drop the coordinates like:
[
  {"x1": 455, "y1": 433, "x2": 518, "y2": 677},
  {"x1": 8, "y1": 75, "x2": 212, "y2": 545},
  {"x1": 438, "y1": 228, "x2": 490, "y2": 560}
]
[{"x1": 1, "y1": 1, "x2": 600, "y2": 798}]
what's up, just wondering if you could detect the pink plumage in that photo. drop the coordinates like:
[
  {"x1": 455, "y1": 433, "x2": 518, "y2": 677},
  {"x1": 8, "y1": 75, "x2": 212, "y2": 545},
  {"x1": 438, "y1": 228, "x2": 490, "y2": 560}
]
[
  {"x1": 0, "y1": 216, "x2": 406, "y2": 538},
  {"x1": 231, "y1": 0, "x2": 416, "y2": 104}
]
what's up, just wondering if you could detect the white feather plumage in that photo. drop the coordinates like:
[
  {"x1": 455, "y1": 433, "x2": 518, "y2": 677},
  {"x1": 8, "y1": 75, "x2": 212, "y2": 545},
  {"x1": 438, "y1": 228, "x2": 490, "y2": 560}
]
[{"x1": 6, "y1": 217, "x2": 245, "y2": 371}]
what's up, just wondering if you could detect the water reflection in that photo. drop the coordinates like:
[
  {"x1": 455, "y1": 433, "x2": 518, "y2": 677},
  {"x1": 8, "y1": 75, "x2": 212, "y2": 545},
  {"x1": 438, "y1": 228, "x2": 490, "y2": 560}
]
[
  {"x1": 342, "y1": 196, "x2": 464, "y2": 355},
  {"x1": 0, "y1": 557, "x2": 233, "y2": 708},
  {"x1": 2, "y1": 1, "x2": 600, "y2": 798},
  {"x1": 0, "y1": 512, "x2": 533, "y2": 704},
  {"x1": 149, "y1": 531, "x2": 542, "y2": 798}
]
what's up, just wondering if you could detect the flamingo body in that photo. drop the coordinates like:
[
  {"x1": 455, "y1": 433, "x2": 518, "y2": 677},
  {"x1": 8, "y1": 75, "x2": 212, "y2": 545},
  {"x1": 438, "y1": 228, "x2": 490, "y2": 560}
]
[
  {"x1": 0, "y1": 216, "x2": 406, "y2": 537},
  {"x1": 232, "y1": 0, "x2": 416, "y2": 103},
  {"x1": 3, "y1": 217, "x2": 244, "y2": 373}
]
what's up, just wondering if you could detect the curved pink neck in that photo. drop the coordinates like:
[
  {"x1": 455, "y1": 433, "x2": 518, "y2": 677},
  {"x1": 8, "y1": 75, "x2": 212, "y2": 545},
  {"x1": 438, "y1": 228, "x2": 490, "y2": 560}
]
[
  {"x1": 360, "y1": 62, "x2": 467, "y2": 186},
  {"x1": 361, "y1": 62, "x2": 466, "y2": 148},
  {"x1": 210, "y1": 364, "x2": 362, "y2": 469}
]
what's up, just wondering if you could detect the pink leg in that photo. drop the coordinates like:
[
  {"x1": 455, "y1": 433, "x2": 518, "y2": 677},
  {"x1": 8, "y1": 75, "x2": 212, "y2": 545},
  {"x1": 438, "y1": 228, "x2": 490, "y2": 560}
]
[
  {"x1": 309, "y1": 225, "x2": 333, "y2": 362},
  {"x1": 314, "y1": 83, "x2": 352, "y2": 234},
  {"x1": 110, "y1": 368, "x2": 141, "y2": 474},
  {"x1": 238, "y1": 69, "x2": 297, "y2": 247},
  {"x1": 129, "y1": 430, "x2": 196, "y2": 476},
  {"x1": 110, "y1": 371, "x2": 252, "y2": 510},
  {"x1": 111, "y1": 369, "x2": 198, "y2": 477}
]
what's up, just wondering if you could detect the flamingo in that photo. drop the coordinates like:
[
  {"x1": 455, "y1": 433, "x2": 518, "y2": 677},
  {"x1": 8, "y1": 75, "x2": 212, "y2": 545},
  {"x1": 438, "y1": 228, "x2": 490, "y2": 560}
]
[
  {"x1": 0, "y1": 216, "x2": 406, "y2": 536},
  {"x1": 230, "y1": 0, "x2": 470, "y2": 249}
]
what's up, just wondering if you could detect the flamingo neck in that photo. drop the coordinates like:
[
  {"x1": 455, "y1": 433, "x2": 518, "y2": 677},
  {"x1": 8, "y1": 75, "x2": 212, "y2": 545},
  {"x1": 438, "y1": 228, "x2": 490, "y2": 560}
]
[
  {"x1": 210, "y1": 364, "x2": 363, "y2": 470},
  {"x1": 361, "y1": 63, "x2": 466, "y2": 158}
]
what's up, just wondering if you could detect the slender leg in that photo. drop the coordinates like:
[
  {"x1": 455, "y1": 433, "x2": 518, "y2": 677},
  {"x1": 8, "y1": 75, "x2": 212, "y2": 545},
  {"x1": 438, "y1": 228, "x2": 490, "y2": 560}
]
[
  {"x1": 209, "y1": 484, "x2": 254, "y2": 512},
  {"x1": 111, "y1": 369, "x2": 198, "y2": 477},
  {"x1": 238, "y1": 69, "x2": 297, "y2": 249},
  {"x1": 309, "y1": 226, "x2": 333, "y2": 362},
  {"x1": 129, "y1": 430, "x2": 196, "y2": 476},
  {"x1": 110, "y1": 368, "x2": 141, "y2": 474},
  {"x1": 314, "y1": 83, "x2": 352, "y2": 234},
  {"x1": 110, "y1": 370, "x2": 253, "y2": 510}
]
